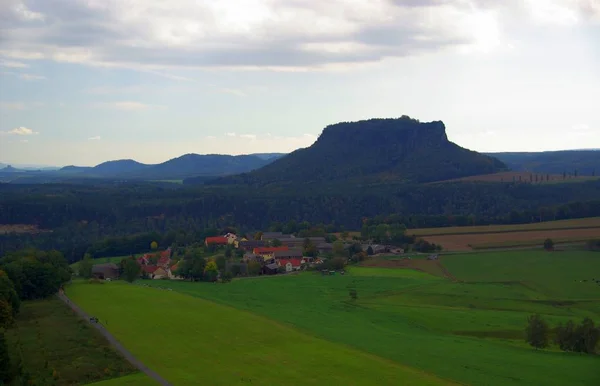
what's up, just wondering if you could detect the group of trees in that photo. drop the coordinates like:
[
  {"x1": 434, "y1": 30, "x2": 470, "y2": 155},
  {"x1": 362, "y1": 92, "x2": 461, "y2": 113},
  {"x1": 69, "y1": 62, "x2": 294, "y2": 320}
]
[{"x1": 526, "y1": 314, "x2": 599, "y2": 354}]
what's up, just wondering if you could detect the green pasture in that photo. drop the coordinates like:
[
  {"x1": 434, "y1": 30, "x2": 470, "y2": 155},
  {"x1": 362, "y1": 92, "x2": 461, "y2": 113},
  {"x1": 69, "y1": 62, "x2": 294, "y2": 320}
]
[
  {"x1": 145, "y1": 260, "x2": 600, "y2": 386},
  {"x1": 66, "y1": 281, "x2": 448, "y2": 386},
  {"x1": 70, "y1": 255, "x2": 130, "y2": 272}
]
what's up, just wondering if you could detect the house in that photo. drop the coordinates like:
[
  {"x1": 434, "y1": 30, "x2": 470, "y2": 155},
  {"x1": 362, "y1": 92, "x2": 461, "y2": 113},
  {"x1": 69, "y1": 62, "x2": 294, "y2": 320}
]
[
  {"x1": 316, "y1": 243, "x2": 333, "y2": 253},
  {"x1": 277, "y1": 237, "x2": 326, "y2": 248},
  {"x1": 242, "y1": 253, "x2": 263, "y2": 263},
  {"x1": 253, "y1": 246, "x2": 289, "y2": 259},
  {"x1": 205, "y1": 236, "x2": 228, "y2": 246},
  {"x1": 263, "y1": 263, "x2": 279, "y2": 275},
  {"x1": 137, "y1": 255, "x2": 149, "y2": 265},
  {"x1": 153, "y1": 267, "x2": 169, "y2": 279},
  {"x1": 277, "y1": 258, "x2": 302, "y2": 272},
  {"x1": 168, "y1": 263, "x2": 183, "y2": 280},
  {"x1": 142, "y1": 265, "x2": 158, "y2": 278},
  {"x1": 224, "y1": 233, "x2": 238, "y2": 244},
  {"x1": 236, "y1": 240, "x2": 266, "y2": 251},
  {"x1": 273, "y1": 249, "x2": 304, "y2": 259},
  {"x1": 427, "y1": 254, "x2": 439, "y2": 261},
  {"x1": 91, "y1": 263, "x2": 119, "y2": 280},
  {"x1": 364, "y1": 244, "x2": 387, "y2": 254}
]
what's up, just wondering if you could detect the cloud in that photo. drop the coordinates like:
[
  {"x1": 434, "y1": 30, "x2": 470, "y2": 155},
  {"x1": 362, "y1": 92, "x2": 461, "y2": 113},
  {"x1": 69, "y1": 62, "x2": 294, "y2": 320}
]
[
  {"x1": 239, "y1": 134, "x2": 257, "y2": 140},
  {"x1": 0, "y1": 60, "x2": 29, "y2": 68},
  {"x1": 0, "y1": 102, "x2": 26, "y2": 110},
  {"x1": 93, "y1": 101, "x2": 166, "y2": 111},
  {"x1": 88, "y1": 135, "x2": 101, "y2": 140},
  {"x1": 19, "y1": 139, "x2": 29, "y2": 143},
  {"x1": 5, "y1": 0, "x2": 594, "y2": 71},
  {"x1": 1, "y1": 126, "x2": 39, "y2": 135},
  {"x1": 225, "y1": 132, "x2": 236, "y2": 137}
]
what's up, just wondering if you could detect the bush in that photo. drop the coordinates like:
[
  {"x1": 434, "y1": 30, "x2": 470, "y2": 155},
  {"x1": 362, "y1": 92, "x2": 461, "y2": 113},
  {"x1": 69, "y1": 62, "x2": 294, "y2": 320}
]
[{"x1": 525, "y1": 314, "x2": 549, "y2": 349}]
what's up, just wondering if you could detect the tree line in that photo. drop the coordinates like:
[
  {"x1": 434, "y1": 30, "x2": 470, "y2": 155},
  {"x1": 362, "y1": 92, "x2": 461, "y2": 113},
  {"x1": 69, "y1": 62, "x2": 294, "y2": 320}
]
[
  {"x1": 526, "y1": 314, "x2": 599, "y2": 354},
  {"x1": 0, "y1": 249, "x2": 72, "y2": 383}
]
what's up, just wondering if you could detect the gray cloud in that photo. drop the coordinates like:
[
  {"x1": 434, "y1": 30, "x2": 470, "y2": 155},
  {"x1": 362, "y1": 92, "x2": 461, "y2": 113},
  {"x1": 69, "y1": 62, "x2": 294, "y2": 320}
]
[{"x1": 0, "y1": 0, "x2": 596, "y2": 70}]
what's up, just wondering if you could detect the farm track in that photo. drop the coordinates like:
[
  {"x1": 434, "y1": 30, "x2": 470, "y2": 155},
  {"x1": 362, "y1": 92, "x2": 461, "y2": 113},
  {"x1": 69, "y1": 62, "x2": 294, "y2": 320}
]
[{"x1": 57, "y1": 291, "x2": 171, "y2": 386}]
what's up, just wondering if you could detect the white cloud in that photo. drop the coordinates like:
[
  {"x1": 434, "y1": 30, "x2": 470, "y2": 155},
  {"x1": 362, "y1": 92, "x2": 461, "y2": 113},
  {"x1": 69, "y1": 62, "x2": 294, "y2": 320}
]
[
  {"x1": 1, "y1": 126, "x2": 39, "y2": 135},
  {"x1": 225, "y1": 132, "x2": 236, "y2": 137},
  {"x1": 240, "y1": 134, "x2": 257, "y2": 140},
  {"x1": 88, "y1": 136, "x2": 101, "y2": 140},
  {"x1": 6, "y1": 0, "x2": 593, "y2": 71},
  {"x1": 0, "y1": 102, "x2": 26, "y2": 110},
  {"x1": 0, "y1": 60, "x2": 29, "y2": 68},
  {"x1": 93, "y1": 101, "x2": 166, "y2": 111}
]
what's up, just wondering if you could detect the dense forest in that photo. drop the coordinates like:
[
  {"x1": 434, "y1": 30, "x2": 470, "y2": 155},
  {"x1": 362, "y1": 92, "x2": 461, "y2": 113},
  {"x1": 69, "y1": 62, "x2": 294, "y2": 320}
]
[{"x1": 1, "y1": 178, "x2": 599, "y2": 262}]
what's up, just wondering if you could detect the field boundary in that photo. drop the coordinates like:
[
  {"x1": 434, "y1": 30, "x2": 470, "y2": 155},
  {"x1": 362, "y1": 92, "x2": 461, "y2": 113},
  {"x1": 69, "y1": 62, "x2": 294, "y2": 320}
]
[
  {"x1": 57, "y1": 291, "x2": 172, "y2": 386},
  {"x1": 411, "y1": 225, "x2": 600, "y2": 237}
]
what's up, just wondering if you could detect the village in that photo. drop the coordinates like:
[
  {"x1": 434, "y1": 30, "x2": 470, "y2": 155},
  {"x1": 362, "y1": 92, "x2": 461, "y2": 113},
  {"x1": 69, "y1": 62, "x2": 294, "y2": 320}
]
[{"x1": 88, "y1": 231, "x2": 410, "y2": 281}]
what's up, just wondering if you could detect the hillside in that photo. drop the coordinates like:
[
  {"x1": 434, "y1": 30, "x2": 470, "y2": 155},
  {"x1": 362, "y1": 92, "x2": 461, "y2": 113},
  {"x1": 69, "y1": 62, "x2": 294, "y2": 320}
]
[
  {"x1": 207, "y1": 116, "x2": 507, "y2": 186},
  {"x1": 487, "y1": 150, "x2": 599, "y2": 175},
  {"x1": 91, "y1": 159, "x2": 150, "y2": 175}
]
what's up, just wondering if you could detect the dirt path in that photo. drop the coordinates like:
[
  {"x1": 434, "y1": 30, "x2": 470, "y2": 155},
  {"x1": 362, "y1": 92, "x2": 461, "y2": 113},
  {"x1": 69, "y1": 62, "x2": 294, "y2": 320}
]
[{"x1": 57, "y1": 291, "x2": 172, "y2": 386}]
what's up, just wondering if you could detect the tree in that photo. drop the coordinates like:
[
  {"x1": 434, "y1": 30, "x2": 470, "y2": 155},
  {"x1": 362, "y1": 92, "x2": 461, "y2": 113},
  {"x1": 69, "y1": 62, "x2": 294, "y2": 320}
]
[
  {"x1": 332, "y1": 240, "x2": 345, "y2": 257},
  {"x1": 150, "y1": 241, "x2": 158, "y2": 250},
  {"x1": 230, "y1": 264, "x2": 242, "y2": 277},
  {"x1": 248, "y1": 261, "x2": 261, "y2": 276},
  {"x1": 0, "y1": 272, "x2": 19, "y2": 317},
  {"x1": 79, "y1": 253, "x2": 94, "y2": 278},
  {"x1": 271, "y1": 239, "x2": 282, "y2": 247},
  {"x1": 204, "y1": 260, "x2": 218, "y2": 282},
  {"x1": 341, "y1": 231, "x2": 349, "y2": 240},
  {"x1": 0, "y1": 301, "x2": 13, "y2": 329},
  {"x1": 215, "y1": 256, "x2": 227, "y2": 271},
  {"x1": 224, "y1": 246, "x2": 233, "y2": 259},
  {"x1": 253, "y1": 231, "x2": 263, "y2": 241},
  {"x1": 525, "y1": 314, "x2": 549, "y2": 349},
  {"x1": 221, "y1": 271, "x2": 233, "y2": 283},
  {"x1": 366, "y1": 246, "x2": 374, "y2": 256},
  {"x1": 543, "y1": 238, "x2": 554, "y2": 251},
  {"x1": 575, "y1": 317, "x2": 599, "y2": 354},
  {"x1": 123, "y1": 259, "x2": 141, "y2": 283},
  {"x1": 303, "y1": 238, "x2": 318, "y2": 257},
  {"x1": 0, "y1": 331, "x2": 10, "y2": 383},
  {"x1": 555, "y1": 320, "x2": 577, "y2": 351}
]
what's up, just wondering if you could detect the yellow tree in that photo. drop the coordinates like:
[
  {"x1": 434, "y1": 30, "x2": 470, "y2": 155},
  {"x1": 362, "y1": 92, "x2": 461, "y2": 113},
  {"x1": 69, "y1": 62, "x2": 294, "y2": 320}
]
[
  {"x1": 150, "y1": 241, "x2": 158, "y2": 250},
  {"x1": 204, "y1": 260, "x2": 218, "y2": 282}
]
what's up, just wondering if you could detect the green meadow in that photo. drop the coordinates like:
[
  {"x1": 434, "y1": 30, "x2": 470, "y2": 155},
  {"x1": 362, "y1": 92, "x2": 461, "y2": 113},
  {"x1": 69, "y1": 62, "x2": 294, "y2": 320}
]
[
  {"x1": 67, "y1": 250, "x2": 600, "y2": 385},
  {"x1": 66, "y1": 281, "x2": 449, "y2": 386},
  {"x1": 89, "y1": 373, "x2": 158, "y2": 386}
]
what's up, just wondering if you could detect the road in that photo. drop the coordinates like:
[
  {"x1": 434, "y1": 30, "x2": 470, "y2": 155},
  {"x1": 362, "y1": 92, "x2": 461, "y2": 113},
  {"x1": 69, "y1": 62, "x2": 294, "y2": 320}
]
[{"x1": 57, "y1": 290, "x2": 172, "y2": 386}]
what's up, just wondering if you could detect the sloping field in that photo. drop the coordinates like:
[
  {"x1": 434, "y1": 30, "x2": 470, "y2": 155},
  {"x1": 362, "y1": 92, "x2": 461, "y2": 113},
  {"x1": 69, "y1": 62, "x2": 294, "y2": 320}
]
[
  {"x1": 410, "y1": 217, "x2": 600, "y2": 236},
  {"x1": 89, "y1": 373, "x2": 157, "y2": 386},
  {"x1": 148, "y1": 265, "x2": 600, "y2": 386},
  {"x1": 433, "y1": 171, "x2": 599, "y2": 184},
  {"x1": 423, "y1": 227, "x2": 600, "y2": 251},
  {"x1": 66, "y1": 281, "x2": 449, "y2": 386}
]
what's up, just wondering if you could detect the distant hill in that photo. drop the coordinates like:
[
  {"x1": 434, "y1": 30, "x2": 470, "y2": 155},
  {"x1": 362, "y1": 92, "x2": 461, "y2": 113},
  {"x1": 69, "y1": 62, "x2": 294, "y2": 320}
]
[
  {"x1": 251, "y1": 153, "x2": 287, "y2": 161},
  {"x1": 206, "y1": 116, "x2": 508, "y2": 186},
  {"x1": 91, "y1": 159, "x2": 150, "y2": 175},
  {"x1": 488, "y1": 150, "x2": 599, "y2": 175}
]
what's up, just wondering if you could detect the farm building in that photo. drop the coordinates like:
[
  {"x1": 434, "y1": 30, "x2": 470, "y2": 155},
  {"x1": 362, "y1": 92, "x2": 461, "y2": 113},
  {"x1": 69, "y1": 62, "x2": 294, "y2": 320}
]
[
  {"x1": 205, "y1": 236, "x2": 229, "y2": 246},
  {"x1": 236, "y1": 240, "x2": 267, "y2": 251},
  {"x1": 278, "y1": 258, "x2": 302, "y2": 272},
  {"x1": 273, "y1": 249, "x2": 304, "y2": 259},
  {"x1": 253, "y1": 246, "x2": 290, "y2": 258},
  {"x1": 91, "y1": 263, "x2": 119, "y2": 280}
]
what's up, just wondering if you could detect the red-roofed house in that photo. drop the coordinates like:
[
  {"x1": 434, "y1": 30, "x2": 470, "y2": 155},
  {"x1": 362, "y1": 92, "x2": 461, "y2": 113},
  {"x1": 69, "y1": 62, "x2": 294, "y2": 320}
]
[
  {"x1": 137, "y1": 255, "x2": 149, "y2": 265},
  {"x1": 205, "y1": 236, "x2": 228, "y2": 246},
  {"x1": 168, "y1": 263, "x2": 183, "y2": 280},
  {"x1": 142, "y1": 265, "x2": 158, "y2": 277},
  {"x1": 253, "y1": 246, "x2": 289, "y2": 259},
  {"x1": 277, "y1": 258, "x2": 302, "y2": 272}
]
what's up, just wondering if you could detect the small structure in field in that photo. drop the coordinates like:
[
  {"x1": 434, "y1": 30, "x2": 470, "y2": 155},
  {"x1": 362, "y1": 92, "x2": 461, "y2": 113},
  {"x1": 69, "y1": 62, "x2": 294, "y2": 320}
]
[{"x1": 91, "y1": 263, "x2": 119, "y2": 280}]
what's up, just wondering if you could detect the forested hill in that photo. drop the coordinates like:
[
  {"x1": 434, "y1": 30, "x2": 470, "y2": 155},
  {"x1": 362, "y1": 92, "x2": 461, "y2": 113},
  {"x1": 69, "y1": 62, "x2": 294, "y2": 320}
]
[{"x1": 204, "y1": 116, "x2": 507, "y2": 186}]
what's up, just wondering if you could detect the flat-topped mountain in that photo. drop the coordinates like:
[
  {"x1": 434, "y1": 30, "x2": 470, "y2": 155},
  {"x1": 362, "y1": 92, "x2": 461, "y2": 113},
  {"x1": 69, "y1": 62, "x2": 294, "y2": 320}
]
[{"x1": 207, "y1": 116, "x2": 507, "y2": 185}]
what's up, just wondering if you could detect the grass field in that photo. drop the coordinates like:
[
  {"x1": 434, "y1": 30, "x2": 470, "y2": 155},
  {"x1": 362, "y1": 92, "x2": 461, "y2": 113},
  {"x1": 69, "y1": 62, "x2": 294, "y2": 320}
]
[
  {"x1": 70, "y1": 255, "x2": 130, "y2": 271},
  {"x1": 5, "y1": 297, "x2": 138, "y2": 385},
  {"x1": 422, "y1": 228, "x2": 600, "y2": 251},
  {"x1": 410, "y1": 217, "x2": 600, "y2": 236},
  {"x1": 134, "y1": 250, "x2": 600, "y2": 386},
  {"x1": 66, "y1": 281, "x2": 450, "y2": 386}
]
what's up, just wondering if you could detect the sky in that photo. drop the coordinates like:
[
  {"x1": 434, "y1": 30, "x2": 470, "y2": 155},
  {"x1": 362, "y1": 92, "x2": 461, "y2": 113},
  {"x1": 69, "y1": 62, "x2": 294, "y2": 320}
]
[{"x1": 0, "y1": 0, "x2": 599, "y2": 167}]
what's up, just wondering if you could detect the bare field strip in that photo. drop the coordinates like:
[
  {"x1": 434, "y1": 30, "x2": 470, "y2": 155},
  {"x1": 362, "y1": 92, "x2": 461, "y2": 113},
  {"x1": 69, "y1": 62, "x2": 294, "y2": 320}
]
[
  {"x1": 423, "y1": 228, "x2": 600, "y2": 251},
  {"x1": 0, "y1": 223, "x2": 51, "y2": 234},
  {"x1": 410, "y1": 217, "x2": 600, "y2": 237},
  {"x1": 432, "y1": 171, "x2": 599, "y2": 184}
]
